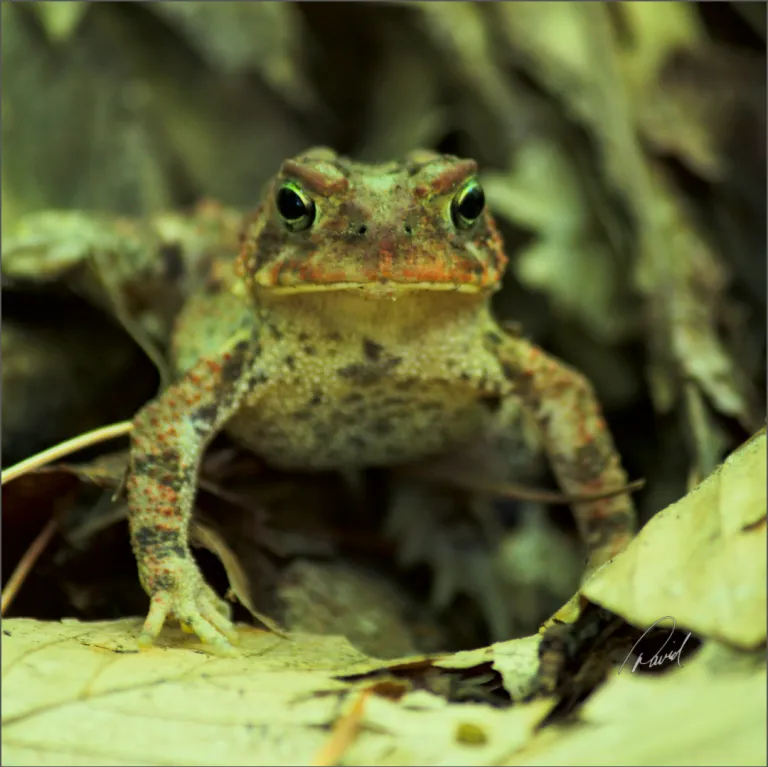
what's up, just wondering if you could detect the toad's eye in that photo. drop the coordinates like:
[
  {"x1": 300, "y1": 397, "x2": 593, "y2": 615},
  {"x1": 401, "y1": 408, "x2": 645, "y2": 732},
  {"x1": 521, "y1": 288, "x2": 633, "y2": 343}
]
[
  {"x1": 450, "y1": 179, "x2": 485, "y2": 230},
  {"x1": 276, "y1": 181, "x2": 316, "y2": 231}
]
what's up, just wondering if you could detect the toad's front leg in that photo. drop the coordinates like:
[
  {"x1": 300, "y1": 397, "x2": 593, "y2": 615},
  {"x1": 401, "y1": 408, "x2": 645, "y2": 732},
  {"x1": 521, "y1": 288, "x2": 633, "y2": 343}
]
[
  {"x1": 127, "y1": 331, "x2": 258, "y2": 654},
  {"x1": 488, "y1": 331, "x2": 637, "y2": 575}
]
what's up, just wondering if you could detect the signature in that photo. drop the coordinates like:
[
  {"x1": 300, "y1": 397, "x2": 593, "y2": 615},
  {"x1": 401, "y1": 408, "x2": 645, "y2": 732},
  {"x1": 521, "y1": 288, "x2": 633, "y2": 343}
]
[{"x1": 618, "y1": 616, "x2": 692, "y2": 674}]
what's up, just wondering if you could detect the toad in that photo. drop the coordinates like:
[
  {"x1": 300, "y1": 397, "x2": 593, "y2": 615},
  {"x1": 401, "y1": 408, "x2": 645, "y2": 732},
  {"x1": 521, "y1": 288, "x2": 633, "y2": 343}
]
[{"x1": 126, "y1": 147, "x2": 636, "y2": 654}]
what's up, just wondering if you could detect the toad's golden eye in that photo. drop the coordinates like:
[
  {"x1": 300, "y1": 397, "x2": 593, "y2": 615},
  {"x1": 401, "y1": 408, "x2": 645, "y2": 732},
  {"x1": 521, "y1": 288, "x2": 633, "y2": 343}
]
[
  {"x1": 450, "y1": 179, "x2": 485, "y2": 230},
  {"x1": 276, "y1": 181, "x2": 316, "y2": 231}
]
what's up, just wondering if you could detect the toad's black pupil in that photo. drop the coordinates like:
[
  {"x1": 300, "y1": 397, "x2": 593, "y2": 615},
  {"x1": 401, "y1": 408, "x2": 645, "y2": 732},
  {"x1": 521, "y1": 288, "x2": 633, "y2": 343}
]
[
  {"x1": 277, "y1": 187, "x2": 307, "y2": 220},
  {"x1": 458, "y1": 185, "x2": 485, "y2": 220}
]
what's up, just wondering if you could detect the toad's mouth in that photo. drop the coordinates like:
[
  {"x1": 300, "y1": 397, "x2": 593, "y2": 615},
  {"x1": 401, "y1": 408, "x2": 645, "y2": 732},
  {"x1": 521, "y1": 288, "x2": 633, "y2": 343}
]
[
  {"x1": 250, "y1": 251, "x2": 502, "y2": 296},
  {"x1": 256, "y1": 279, "x2": 490, "y2": 297}
]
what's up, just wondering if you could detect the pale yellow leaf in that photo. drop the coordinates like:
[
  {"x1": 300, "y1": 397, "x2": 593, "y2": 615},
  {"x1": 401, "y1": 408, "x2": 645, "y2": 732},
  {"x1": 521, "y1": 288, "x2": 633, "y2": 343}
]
[
  {"x1": 345, "y1": 693, "x2": 555, "y2": 766},
  {"x1": 2, "y1": 618, "x2": 367, "y2": 766},
  {"x1": 582, "y1": 430, "x2": 767, "y2": 649},
  {"x1": 506, "y1": 642, "x2": 766, "y2": 766}
]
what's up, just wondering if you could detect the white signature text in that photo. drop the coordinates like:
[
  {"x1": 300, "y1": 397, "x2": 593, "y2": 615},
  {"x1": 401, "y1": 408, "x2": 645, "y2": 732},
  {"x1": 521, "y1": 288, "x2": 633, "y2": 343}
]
[{"x1": 618, "y1": 616, "x2": 692, "y2": 674}]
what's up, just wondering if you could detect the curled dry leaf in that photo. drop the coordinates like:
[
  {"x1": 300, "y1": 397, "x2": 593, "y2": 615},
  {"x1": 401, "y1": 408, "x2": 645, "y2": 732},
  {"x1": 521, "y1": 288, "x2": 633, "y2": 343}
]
[{"x1": 582, "y1": 430, "x2": 767, "y2": 650}]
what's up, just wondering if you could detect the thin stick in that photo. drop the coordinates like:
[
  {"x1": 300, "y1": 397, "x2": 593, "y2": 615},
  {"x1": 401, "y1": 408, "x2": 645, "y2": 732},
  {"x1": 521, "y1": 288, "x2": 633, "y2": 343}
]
[
  {"x1": 311, "y1": 688, "x2": 371, "y2": 767},
  {"x1": 1, "y1": 517, "x2": 57, "y2": 615},
  {"x1": 400, "y1": 466, "x2": 645, "y2": 505},
  {"x1": 1, "y1": 421, "x2": 133, "y2": 486}
]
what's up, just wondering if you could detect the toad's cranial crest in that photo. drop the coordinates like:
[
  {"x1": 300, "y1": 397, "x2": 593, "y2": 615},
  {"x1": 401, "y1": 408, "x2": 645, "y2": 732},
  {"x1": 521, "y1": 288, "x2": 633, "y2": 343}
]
[
  {"x1": 236, "y1": 148, "x2": 508, "y2": 295},
  {"x1": 124, "y1": 147, "x2": 637, "y2": 655}
]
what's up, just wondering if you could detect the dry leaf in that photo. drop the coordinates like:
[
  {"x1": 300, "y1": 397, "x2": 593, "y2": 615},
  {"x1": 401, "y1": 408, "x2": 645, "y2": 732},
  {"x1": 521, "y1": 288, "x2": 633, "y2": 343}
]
[
  {"x1": 582, "y1": 430, "x2": 767, "y2": 650},
  {"x1": 150, "y1": 2, "x2": 315, "y2": 112},
  {"x1": 2, "y1": 618, "x2": 553, "y2": 767},
  {"x1": 636, "y1": 163, "x2": 760, "y2": 432},
  {"x1": 345, "y1": 693, "x2": 554, "y2": 766},
  {"x1": 433, "y1": 634, "x2": 542, "y2": 701},
  {"x1": 483, "y1": 142, "x2": 637, "y2": 344},
  {"x1": 506, "y1": 642, "x2": 766, "y2": 767},
  {"x1": 2, "y1": 618, "x2": 366, "y2": 765}
]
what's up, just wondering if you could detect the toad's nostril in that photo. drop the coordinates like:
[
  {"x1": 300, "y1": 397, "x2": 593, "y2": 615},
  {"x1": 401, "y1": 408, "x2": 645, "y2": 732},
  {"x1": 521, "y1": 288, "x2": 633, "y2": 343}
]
[
  {"x1": 404, "y1": 224, "x2": 413, "y2": 235},
  {"x1": 357, "y1": 225, "x2": 368, "y2": 236}
]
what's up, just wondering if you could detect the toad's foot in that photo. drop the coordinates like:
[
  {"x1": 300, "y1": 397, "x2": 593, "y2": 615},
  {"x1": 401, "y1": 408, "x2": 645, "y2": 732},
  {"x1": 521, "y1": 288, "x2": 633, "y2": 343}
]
[
  {"x1": 138, "y1": 558, "x2": 241, "y2": 656},
  {"x1": 386, "y1": 477, "x2": 516, "y2": 641}
]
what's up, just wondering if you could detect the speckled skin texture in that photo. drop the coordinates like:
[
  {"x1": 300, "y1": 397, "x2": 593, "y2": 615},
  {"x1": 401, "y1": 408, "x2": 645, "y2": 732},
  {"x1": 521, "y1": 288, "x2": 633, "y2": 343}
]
[{"x1": 127, "y1": 147, "x2": 636, "y2": 654}]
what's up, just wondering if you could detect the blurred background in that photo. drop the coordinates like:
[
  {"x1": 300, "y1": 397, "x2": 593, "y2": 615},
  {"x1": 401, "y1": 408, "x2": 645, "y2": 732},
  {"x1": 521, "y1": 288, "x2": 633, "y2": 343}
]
[{"x1": 2, "y1": 1, "x2": 765, "y2": 652}]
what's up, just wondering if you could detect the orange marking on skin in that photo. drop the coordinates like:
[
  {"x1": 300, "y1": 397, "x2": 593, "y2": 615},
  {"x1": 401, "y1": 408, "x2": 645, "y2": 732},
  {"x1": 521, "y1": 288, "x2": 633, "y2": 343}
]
[
  {"x1": 281, "y1": 161, "x2": 348, "y2": 195},
  {"x1": 428, "y1": 160, "x2": 478, "y2": 196},
  {"x1": 378, "y1": 236, "x2": 395, "y2": 279}
]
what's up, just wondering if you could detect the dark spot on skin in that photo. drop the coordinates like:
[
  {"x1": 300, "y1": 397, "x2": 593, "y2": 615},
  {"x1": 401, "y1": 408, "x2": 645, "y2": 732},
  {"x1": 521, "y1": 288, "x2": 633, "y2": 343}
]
[
  {"x1": 221, "y1": 340, "x2": 251, "y2": 384},
  {"x1": 309, "y1": 390, "x2": 323, "y2": 406},
  {"x1": 160, "y1": 242, "x2": 185, "y2": 281},
  {"x1": 337, "y1": 357, "x2": 401, "y2": 385},
  {"x1": 267, "y1": 323, "x2": 283, "y2": 341},
  {"x1": 566, "y1": 440, "x2": 612, "y2": 482},
  {"x1": 581, "y1": 510, "x2": 634, "y2": 553},
  {"x1": 303, "y1": 346, "x2": 316, "y2": 356},
  {"x1": 348, "y1": 435, "x2": 368, "y2": 450},
  {"x1": 381, "y1": 395, "x2": 407, "y2": 407},
  {"x1": 284, "y1": 355, "x2": 296, "y2": 370},
  {"x1": 363, "y1": 339, "x2": 384, "y2": 362},
  {"x1": 251, "y1": 372, "x2": 270, "y2": 386},
  {"x1": 2, "y1": 630, "x2": 10, "y2": 637},
  {"x1": 298, "y1": 333, "x2": 310, "y2": 342},
  {"x1": 460, "y1": 372, "x2": 471, "y2": 381},
  {"x1": 194, "y1": 404, "x2": 220, "y2": 429},
  {"x1": 327, "y1": 332, "x2": 342, "y2": 342},
  {"x1": 395, "y1": 377, "x2": 419, "y2": 390},
  {"x1": 501, "y1": 362, "x2": 537, "y2": 403},
  {"x1": 293, "y1": 410, "x2": 313, "y2": 421},
  {"x1": 132, "y1": 526, "x2": 187, "y2": 560},
  {"x1": 343, "y1": 391, "x2": 365, "y2": 404},
  {"x1": 469, "y1": 260, "x2": 485, "y2": 276},
  {"x1": 485, "y1": 331, "x2": 504, "y2": 347}
]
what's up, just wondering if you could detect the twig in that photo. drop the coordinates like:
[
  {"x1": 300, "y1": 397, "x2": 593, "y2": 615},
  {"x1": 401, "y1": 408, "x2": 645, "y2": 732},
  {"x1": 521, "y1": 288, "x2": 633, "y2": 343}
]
[
  {"x1": 1, "y1": 518, "x2": 57, "y2": 616},
  {"x1": 400, "y1": 466, "x2": 645, "y2": 505},
  {"x1": 1, "y1": 421, "x2": 133, "y2": 486},
  {"x1": 311, "y1": 688, "x2": 371, "y2": 767}
]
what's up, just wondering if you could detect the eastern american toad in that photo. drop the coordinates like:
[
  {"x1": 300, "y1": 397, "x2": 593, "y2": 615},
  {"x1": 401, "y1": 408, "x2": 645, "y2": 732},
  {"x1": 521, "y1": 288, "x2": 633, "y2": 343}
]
[{"x1": 126, "y1": 147, "x2": 636, "y2": 654}]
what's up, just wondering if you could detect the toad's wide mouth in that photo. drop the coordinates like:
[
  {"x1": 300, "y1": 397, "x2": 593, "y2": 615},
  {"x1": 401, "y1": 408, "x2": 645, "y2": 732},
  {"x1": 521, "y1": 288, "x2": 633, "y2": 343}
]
[{"x1": 252, "y1": 279, "x2": 494, "y2": 298}]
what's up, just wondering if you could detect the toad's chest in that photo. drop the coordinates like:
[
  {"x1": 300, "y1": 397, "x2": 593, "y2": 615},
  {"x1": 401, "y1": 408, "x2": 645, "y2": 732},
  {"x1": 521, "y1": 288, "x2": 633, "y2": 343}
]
[{"x1": 223, "y1": 342, "x2": 502, "y2": 470}]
